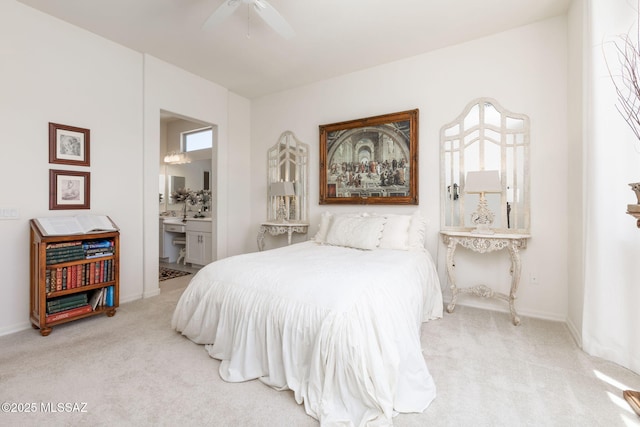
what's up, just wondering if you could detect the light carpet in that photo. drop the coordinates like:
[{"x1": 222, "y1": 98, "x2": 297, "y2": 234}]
[{"x1": 1, "y1": 275, "x2": 639, "y2": 427}]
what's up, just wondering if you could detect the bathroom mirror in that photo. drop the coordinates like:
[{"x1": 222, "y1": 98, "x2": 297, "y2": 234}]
[
  {"x1": 267, "y1": 131, "x2": 309, "y2": 222},
  {"x1": 167, "y1": 175, "x2": 185, "y2": 205},
  {"x1": 159, "y1": 112, "x2": 215, "y2": 214},
  {"x1": 440, "y1": 98, "x2": 530, "y2": 233}
]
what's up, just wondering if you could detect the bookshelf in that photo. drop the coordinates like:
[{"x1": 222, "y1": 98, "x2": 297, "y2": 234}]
[{"x1": 29, "y1": 217, "x2": 120, "y2": 336}]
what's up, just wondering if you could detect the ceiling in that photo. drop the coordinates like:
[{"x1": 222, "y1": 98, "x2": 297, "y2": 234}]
[{"x1": 17, "y1": 0, "x2": 571, "y2": 99}]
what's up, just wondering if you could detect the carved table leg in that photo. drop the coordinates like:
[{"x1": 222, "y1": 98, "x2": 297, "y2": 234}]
[
  {"x1": 444, "y1": 238, "x2": 459, "y2": 313},
  {"x1": 256, "y1": 227, "x2": 266, "y2": 251},
  {"x1": 507, "y1": 242, "x2": 522, "y2": 326}
]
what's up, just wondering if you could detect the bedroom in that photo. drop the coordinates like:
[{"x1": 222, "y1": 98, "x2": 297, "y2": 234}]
[{"x1": 1, "y1": 0, "x2": 639, "y2": 424}]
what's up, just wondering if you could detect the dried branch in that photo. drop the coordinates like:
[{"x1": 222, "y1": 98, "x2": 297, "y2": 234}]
[
  {"x1": 612, "y1": 36, "x2": 640, "y2": 140},
  {"x1": 604, "y1": 6, "x2": 640, "y2": 142}
]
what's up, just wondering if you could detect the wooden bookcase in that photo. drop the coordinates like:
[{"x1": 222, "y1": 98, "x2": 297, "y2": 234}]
[{"x1": 29, "y1": 219, "x2": 120, "y2": 336}]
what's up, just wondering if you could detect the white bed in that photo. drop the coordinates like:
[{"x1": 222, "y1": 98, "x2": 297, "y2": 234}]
[{"x1": 172, "y1": 212, "x2": 443, "y2": 426}]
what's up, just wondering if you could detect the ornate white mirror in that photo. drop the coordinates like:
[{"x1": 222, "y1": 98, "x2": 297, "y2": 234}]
[
  {"x1": 267, "y1": 131, "x2": 309, "y2": 222},
  {"x1": 440, "y1": 98, "x2": 530, "y2": 233}
]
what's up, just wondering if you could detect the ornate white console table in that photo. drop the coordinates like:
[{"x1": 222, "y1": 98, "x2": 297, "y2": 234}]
[
  {"x1": 257, "y1": 222, "x2": 309, "y2": 251},
  {"x1": 440, "y1": 230, "x2": 530, "y2": 325}
]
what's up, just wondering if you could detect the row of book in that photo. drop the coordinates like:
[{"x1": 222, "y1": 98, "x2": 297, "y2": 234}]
[
  {"x1": 46, "y1": 239, "x2": 115, "y2": 265},
  {"x1": 46, "y1": 293, "x2": 88, "y2": 314},
  {"x1": 45, "y1": 286, "x2": 115, "y2": 323},
  {"x1": 45, "y1": 259, "x2": 115, "y2": 293}
]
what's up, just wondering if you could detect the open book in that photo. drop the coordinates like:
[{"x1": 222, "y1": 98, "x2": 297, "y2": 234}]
[{"x1": 35, "y1": 215, "x2": 118, "y2": 236}]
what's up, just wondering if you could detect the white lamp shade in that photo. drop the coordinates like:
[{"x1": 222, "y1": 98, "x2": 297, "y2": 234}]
[
  {"x1": 465, "y1": 170, "x2": 502, "y2": 194},
  {"x1": 270, "y1": 181, "x2": 295, "y2": 197}
]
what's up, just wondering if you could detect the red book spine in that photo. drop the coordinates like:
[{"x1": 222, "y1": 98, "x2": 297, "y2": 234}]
[
  {"x1": 69, "y1": 265, "x2": 76, "y2": 289},
  {"x1": 45, "y1": 304, "x2": 92, "y2": 323}
]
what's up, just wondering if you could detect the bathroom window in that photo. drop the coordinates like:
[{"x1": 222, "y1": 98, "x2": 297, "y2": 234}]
[{"x1": 183, "y1": 127, "x2": 212, "y2": 152}]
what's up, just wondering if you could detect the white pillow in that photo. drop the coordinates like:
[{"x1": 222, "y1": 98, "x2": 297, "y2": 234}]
[
  {"x1": 313, "y1": 212, "x2": 368, "y2": 243},
  {"x1": 313, "y1": 212, "x2": 333, "y2": 243},
  {"x1": 408, "y1": 211, "x2": 428, "y2": 250},
  {"x1": 378, "y1": 214, "x2": 411, "y2": 250},
  {"x1": 325, "y1": 215, "x2": 386, "y2": 250}
]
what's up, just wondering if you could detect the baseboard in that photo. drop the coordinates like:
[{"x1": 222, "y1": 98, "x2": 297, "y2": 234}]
[
  {"x1": 0, "y1": 321, "x2": 32, "y2": 337},
  {"x1": 517, "y1": 306, "x2": 567, "y2": 323},
  {"x1": 142, "y1": 289, "x2": 160, "y2": 299},
  {"x1": 443, "y1": 297, "x2": 567, "y2": 323},
  {"x1": 121, "y1": 292, "x2": 145, "y2": 303}
]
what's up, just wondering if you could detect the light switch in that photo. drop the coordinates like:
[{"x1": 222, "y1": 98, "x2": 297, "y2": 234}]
[{"x1": 0, "y1": 207, "x2": 19, "y2": 220}]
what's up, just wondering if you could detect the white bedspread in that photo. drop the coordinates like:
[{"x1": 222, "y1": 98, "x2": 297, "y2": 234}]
[{"x1": 172, "y1": 241, "x2": 443, "y2": 426}]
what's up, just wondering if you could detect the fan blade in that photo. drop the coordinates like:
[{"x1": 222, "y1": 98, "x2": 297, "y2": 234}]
[
  {"x1": 252, "y1": 0, "x2": 295, "y2": 39},
  {"x1": 202, "y1": 0, "x2": 242, "y2": 30}
]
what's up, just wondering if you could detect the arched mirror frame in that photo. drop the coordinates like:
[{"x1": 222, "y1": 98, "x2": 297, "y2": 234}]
[
  {"x1": 440, "y1": 98, "x2": 530, "y2": 234},
  {"x1": 267, "y1": 131, "x2": 309, "y2": 222}
]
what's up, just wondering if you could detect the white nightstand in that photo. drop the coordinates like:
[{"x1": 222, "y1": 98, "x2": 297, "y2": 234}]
[
  {"x1": 440, "y1": 230, "x2": 530, "y2": 325},
  {"x1": 257, "y1": 222, "x2": 309, "y2": 251}
]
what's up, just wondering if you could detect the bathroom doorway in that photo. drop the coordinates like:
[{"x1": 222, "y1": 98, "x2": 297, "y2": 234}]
[{"x1": 158, "y1": 110, "x2": 217, "y2": 280}]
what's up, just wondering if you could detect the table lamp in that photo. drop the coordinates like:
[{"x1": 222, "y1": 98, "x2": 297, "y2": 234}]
[
  {"x1": 465, "y1": 170, "x2": 502, "y2": 234},
  {"x1": 270, "y1": 181, "x2": 295, "y2": 222}
]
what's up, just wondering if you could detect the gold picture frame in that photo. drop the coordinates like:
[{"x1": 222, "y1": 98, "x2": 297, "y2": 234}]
[{"x1": 319, "y1": 109, "x2": 419, "y2": 205}]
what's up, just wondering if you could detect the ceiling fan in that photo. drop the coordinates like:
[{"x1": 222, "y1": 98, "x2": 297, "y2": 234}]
[{"x1": 202, "y1": 0, "x2": 295, "y2": 39}]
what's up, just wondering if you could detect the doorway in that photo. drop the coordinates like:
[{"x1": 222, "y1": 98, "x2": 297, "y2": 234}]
[{"x1": 158, "y1": 110, "x2": 217, "y2": 280}]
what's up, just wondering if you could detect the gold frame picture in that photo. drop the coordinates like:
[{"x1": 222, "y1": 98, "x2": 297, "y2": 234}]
[{"x1": 319, "y1": 109, "x2": 419, "y2": 205}]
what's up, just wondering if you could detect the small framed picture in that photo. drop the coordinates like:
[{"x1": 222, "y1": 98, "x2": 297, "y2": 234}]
[
  {"x1": 49, "y1": 169, "x2": 90, "y2": 210},
  {"x1": 49, "y1": 122, "x2": 90, "y2": 166}
]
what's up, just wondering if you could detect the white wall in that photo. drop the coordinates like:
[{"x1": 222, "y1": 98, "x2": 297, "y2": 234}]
[
  {"x1": 142, "y1": 55, "x2": 243, "y2": 298},
  {"x1": 251, "y1": 16, "x2": 569, "y2": 321},
  {"x1": 227, "y1": 93, "x2": 254, "y2": 256},
  {"x1": 566, "y1": 0, "x2": 586, "y2": 345},
  {"x1": 0, "y1": 1, "x2": 253, "y2": 335},
  {"x1": 0, "y1": 1, "x2": 144, "y2": 334}
]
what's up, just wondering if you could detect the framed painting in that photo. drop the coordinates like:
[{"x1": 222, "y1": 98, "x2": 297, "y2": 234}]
[
  {"x1": 49, "y1": 122, "x2": 90, "y2": 166},
  {"x1": 319, "y1": 109, "x2": 419, "y2": 205},
  {"x1": 49, "y1": 169, "x2": 90, "y2": 210}
]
